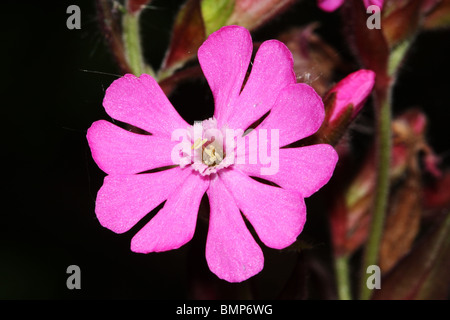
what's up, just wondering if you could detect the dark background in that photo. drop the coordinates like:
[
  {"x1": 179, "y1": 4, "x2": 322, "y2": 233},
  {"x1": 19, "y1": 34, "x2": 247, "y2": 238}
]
[{"x1": 1, "y1": 0, "x2": 449, "y2": 299}]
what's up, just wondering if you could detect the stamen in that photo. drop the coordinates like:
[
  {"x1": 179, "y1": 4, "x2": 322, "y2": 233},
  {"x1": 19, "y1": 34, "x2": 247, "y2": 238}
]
[
  {"x1": 203, "y1": 144, "x2": 223, "y2": 166},
  {"x1": 192, "y1": 138, "x2": 208, "y2": 150},
  {"x1": 203, "y1": 145, "x2": 216, "y2": 165},
  {"x1": 185, "y1": 117, "x2": 232, "y2": 175}
]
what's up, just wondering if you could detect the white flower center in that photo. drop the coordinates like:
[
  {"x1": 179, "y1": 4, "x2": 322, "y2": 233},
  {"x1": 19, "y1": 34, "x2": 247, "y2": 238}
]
[
  {"x1": 179, "y1": 117, "x2": 234, "y2": 176},
  {"x1": 192, "y1": 137, "x2": 224, "y2": 166}
]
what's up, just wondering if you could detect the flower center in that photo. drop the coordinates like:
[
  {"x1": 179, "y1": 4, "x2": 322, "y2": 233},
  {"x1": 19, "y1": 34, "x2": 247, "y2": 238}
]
[
  {"x1": 180, "y1": 117, "x2": 234, "y2": 176},
  {"x1": 191, "y1": 138, "x2": 224, "y2": 167}
]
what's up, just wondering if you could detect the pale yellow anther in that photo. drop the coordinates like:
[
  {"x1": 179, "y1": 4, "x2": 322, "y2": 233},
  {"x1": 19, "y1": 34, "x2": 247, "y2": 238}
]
[
  {"x1": 202, "y1": 144, "x2": 224, "y2": 166},
  {"x1": 192, "y1": 138, "x2": 208, "y2": 150},
  {"x1": 204, "y1": 145, "x2": 215, "y2": 156},
  {"x1": 203, "y1": 145, "x2": 216, "y2": 164}
]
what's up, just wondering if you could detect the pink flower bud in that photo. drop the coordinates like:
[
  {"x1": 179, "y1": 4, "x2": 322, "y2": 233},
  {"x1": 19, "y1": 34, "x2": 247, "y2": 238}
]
[
  {"x1": 317, "y1": 0, "x2": 344, "y2": 12},
  {"x1": 318, "y1": 0, "x2": 383, "y2": 12},
  {"x1": 328, "y1": 69, "x2": 375, "y2": 123},
  {"x1": 363, "y1": 0, "x2": 384, "y2": 10}
]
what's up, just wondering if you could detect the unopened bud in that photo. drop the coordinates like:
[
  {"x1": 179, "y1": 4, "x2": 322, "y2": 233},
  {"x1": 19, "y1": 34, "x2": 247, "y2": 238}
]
[{"x1": 327, "y1": 69, "x2": 375, "y2": 124}]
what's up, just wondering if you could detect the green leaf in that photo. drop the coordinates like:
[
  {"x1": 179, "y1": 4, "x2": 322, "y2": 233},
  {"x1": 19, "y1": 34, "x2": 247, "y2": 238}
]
[
  {"x1": 387, "y1": 39, "x2": 411, "y2": 76},
  {"x1": 201, "y1": 0, "x2": 296, "y2": 35},
  {"x1": 201, "y1": 0, "x2": 235, "y2": 35}
]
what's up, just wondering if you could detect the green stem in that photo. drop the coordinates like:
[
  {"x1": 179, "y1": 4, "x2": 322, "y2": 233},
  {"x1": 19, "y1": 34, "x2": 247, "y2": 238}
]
[
  {"x1": 359, "y1": 86, "x2": 392, "y2": 300},
  {"x1": 335, "y1": 255, "x2": 352, "y2": 300},
  {"x1": 122, "y1": 11, "x2": 155, "y2": 77}
]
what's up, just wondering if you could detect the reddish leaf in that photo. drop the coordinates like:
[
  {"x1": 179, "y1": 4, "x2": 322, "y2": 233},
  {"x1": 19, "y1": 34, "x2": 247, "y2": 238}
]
[
  {"x1": 96, "y1": 0, "x2": 132, "y2": 74},
  {"x1": 373, "y1": 213, "x2": 450, "y2": 300},
  {"x1": 423, "y1": 171, "x2": 450, "y2": 212},
  {"x1": 423, "y1": 0, "x2": 450, "y2": 29},
  {"x1": 330, "y1": 191, "x2": 372, "y2": 257},
  {"x1": 161, "y1": 0, "x2": 206, "y2": 74},
  {"x1": 327, "y1": 149, "x2": 375, "y2": 257},
  {"x1": 342, "y1": 0, "x2": 390, "y2": 87},
  {"x1": 421, "y1": 0, "x2": 443, "y2": 13},
  {"x1": 382, "y1": 0, "x2": 424, "y2": 48},
  {"x1": 228, "y1": 0, "x2": 296, "y2": 31},
  {"x1": 378, "y1": 110, "x2": 445, "y2": 274},
  {"x1": 379, "y1": 173, "x2": 422, "y2": 274},
  {"x1": 328, "y1": 110, "x2": 439, "y2": 258},
  {"x1": 127, "y1": 0, "x2": 152, "y2": 15}
]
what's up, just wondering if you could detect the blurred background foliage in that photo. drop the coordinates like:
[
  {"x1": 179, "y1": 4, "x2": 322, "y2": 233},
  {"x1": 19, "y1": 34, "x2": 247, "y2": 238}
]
[{"x1": 1, "y1": 0, "x2": 449, "y2": 299}]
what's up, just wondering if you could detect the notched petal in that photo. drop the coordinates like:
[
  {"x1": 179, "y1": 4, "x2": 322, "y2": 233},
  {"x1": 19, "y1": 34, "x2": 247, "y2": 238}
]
[
  {"x1": 87, "y1": 120, "x2": 179, "y2": 175},
  {"x1": 206, "y1": 175, "x2": 264, "y2": 282}
]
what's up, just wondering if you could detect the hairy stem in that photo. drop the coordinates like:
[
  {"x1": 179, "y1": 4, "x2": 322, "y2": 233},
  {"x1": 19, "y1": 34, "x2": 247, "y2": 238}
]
[
  {"x1": 122, "y1": 10, "x2": 155, "y2": 77},
  {"x1": 335, "y1": 255, "x2": 352, "y2": 300},
  {"x1": 359, "y1": 86, "x2": 392, "y2": 300}
]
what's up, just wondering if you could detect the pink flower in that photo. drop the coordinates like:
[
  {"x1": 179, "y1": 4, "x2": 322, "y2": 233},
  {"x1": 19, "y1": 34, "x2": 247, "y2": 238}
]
[
  {"x1": 87, "y1": 25, "x2": 338, "y2": 282},
  {"x1": 318, "y1": 0, "x2": 384, "y2": 12},
  {"x1": 327, "y1": 69, "x2": 375, "y2": 124}
]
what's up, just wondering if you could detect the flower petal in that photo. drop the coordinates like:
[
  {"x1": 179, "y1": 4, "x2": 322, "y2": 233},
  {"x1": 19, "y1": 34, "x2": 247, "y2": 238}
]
[
  {"x1": 236, "y1": 144, "x2": 338, "y2": 198},
  {"x1": 95, "y1": 167, "x2": 192, "y2": 234},
  {"x1": 225, "y1": 39, "x2": 296, "y2": 130},
  {"x1": 206, "y1": 175, "x2": 264, "y2": 282},
  {"x1": 257, "y1": 83, "x2": 325, "y2": 147},
  {"x1": 317, "y1": 0, "x2": 344, "y2": 12},
  {"x1": 87, "y1": 120, "x2": 179, "y2": 174},
  {"x1": 363, "y1": 0, "x2": 384, "y2": 10},
  {"x1": 219, "y1": 168, "x2": 306, "y2": 249},
  {"x1": 131, "y1": 173, "x2": 209, "y2": 253},
  {"x1": 198, "y1": 25, "x2": 252, "y2": 125},
  {"x1": 103, "y1": 74, "x2": 189, "y2": 136}
]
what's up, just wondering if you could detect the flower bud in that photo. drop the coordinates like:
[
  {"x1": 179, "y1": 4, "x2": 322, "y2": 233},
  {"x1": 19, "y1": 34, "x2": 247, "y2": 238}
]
[
  {"x1": 327, "y1": 69, "x2": 375, "y2": 124},
  {"x1": 303, "y1": 69, "x2": 375, "y2": 147}
]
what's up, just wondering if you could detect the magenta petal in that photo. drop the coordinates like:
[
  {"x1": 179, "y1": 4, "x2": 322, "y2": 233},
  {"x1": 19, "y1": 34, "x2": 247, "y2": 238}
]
[
  {"x1": 363, "y1": 0, "x2": 384, "y2": 9},
  {"x1": 95, "y1": 167, "x2": 192, "y2": 234},
  {"x1": 219, "y1": 168, "x2": 306, "y2": 249},
  {"x1": 206, "y1": 175, "x2": 264, "y2": 282},
  {"x1": 130, "y1": 173, "x2": 209, "y2": 253},
  {"x1": 226, "y1": 40, "x2": 296, "y2": 131},
  {"x1": 236, "y1": 144, "x2": 338, "y2": 198},
  {"x1": 328, "y1": 69, "x2": 375, "y2": 123},
  {"x1": 317, "y1": 0, "x2": 344, "y2": 12},
  {"x1": 87, "y1": 120, "x2": 178, "y2": 174},
  {"x1": 198, "y1": 25, "x2": 252, "y2": 126},
  {"x1": 103, "y1": 74, "x2": 189, "y2": 136},
  {"x1": 258, "y1": 83, "x2": 325, "y2": 147}
]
